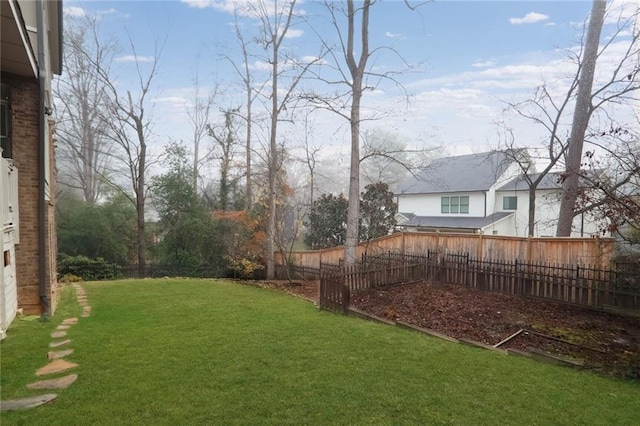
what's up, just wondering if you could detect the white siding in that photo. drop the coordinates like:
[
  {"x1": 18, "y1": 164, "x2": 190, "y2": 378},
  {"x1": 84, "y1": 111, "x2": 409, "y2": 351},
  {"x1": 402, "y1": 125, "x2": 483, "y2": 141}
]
[
  {"x1": 482, "y1": 214, "x2": 516, "y2": 236},
  {"x1": 494, "y1": 188, "x2": 604, "y2": 237},
  {"x1": 397, "y1": 192, "x2": 486, "y2": 217},
  {"x1": 0, "y1": 160, "x2": 18, "y2": 338}
]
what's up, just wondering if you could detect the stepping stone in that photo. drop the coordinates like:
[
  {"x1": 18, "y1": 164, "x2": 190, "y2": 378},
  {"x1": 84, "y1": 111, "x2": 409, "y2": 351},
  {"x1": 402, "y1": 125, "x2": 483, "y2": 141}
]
[
  {"x1": 51, "y1": 331, "x2": 67, "y2": 339},
  {"x1": 0, "y1": 394, "x2": 57, "y2": 412},
  {"x1": 27, "y1": 374, "x2": 78, "y2": 390},
  {"x1": 50, "y1": 339, "x2": 71, "y2": 348},
  {"x1": 62, "y1": 318, "x2": 78, "y2": 325},
  {"x1": 47, "y1": 349, "x2": 74, "y2": 360},
  {"x1": 36, "y1": 359, "x2": 78, "y2": 376},
  {"x1": 56, "y1": 325, "x2": 71, "y2": 331}
]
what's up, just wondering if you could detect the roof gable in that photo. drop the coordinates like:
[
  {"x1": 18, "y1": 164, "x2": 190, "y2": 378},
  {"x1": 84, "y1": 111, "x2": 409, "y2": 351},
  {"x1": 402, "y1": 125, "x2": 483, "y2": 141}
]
[{"x1": 398, "y1": 150, "x2": 524, "y2": 194}]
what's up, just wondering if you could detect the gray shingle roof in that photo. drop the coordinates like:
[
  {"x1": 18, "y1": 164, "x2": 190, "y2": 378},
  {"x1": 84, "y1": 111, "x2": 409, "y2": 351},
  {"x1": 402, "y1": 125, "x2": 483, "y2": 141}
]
[
  {"x1": 497, "y1": 169, "x2": 602, "y2": 191},
  {"x1": 398, "y1": 150, "x2": 522, "y2": 194},
  {"x1": 400, "y1": 212, "x2": 514, "y2": 230},
  {"x1": 497, "y1": 171, "x2": 563, "y2": 191}
]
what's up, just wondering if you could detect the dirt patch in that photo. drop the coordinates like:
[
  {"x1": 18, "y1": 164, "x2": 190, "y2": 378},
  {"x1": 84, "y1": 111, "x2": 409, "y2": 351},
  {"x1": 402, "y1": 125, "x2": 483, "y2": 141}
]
[{"x1": 265, "y1": 278, "x2": 640, "y2": 380}]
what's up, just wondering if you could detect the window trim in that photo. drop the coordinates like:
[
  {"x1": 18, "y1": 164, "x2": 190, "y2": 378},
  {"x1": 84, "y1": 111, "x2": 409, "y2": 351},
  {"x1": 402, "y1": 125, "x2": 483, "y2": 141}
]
[
  {"x1": 503, "y1": 196, "x2": 518, "y2": 210},
  {"x1": 441, "y1": 195, "x2": 470, "y2": 214},
  {"x1": 441, "y1": 197, "x2": 450, "y2": 214}
]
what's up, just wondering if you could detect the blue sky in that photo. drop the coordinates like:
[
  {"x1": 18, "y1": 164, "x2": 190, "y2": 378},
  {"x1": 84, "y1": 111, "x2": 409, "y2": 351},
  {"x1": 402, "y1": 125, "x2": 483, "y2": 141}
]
[{"x1": 62, "y1": 0, "x2": 638, "y2": 177}]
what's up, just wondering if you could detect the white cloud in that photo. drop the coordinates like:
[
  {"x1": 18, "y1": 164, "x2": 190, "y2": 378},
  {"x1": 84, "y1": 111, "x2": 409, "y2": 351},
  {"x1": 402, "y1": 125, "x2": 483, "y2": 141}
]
[
  {"x1": 544, "y1": 22, "x2": 557, "y2": 27},
  {"x1": 385, "y1": 31, "x2": 403, "y2": 39},
  {"x1": 156, "y1": 96, "x2": 190, "y2": 106},
  {"x1": 302, "y1": 56, "x2": 328, "y2": 65},
  {"x1": 181, "y1": 0, "x2": 214, "y2": 9},
  {"x1": 284, "y1": 29, "x2": 304, "y2": 39},
  {"x1": 605, "y1": 0, "x2": 640, "y2": 25},
  {"x1": 251, "y1": 60, "x2": 272, "y2": 71},
  {"x1": 181, "y1": 0, "x2": 306, "y2": 18},
  {"x1": 509, "y1": 12, "x2": 549, "y2": 25},
  {"x1": 472, "y1": 60, "x2": 496, "y2": 68},
  {"x1": 115, "y1": 55, "x2": 156, "y2": 63},
  {"x1": 97, "y1": 8, "x2": 118, "y2": 16},
  {"x1": 64, "y1": 6, "x2": 86, "y2": 17}
]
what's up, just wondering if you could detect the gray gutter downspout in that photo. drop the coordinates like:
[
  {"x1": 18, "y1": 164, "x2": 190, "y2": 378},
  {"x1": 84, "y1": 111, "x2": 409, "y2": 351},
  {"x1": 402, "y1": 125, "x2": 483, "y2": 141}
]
[
  {"x1": 36, "y1": 0, "x2": 50, "y2": 317},
  {"x1": 57, "y1": 1, "x2": 63, "y2": 72},
  {"x1": 483, "y1": 192, "x2": 487, "y2": 217}
]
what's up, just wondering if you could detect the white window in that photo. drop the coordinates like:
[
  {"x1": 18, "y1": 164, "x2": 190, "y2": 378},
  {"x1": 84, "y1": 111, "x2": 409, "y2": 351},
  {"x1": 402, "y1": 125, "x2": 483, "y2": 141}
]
[
  {"x1": 441, "y1": 196, "x2": 469, "y2": 214},
  {"x1": 503, "y1": 196, "x2": 518, "y2": 210}
]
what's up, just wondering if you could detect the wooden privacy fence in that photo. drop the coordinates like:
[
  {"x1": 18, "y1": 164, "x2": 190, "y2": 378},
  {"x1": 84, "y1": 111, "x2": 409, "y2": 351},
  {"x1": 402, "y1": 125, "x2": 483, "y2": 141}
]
[
  {"x1": 312, "y1": 251, "x2": 639, "y2": 314},
  {"x1": 275, "y1": 231, "x2": 615, "y2": 269}
]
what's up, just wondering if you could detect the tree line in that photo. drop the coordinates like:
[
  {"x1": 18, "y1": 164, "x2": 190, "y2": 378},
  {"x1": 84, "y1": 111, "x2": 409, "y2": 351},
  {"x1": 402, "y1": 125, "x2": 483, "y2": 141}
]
[{"x1": 55, "y1": 1, "x2": 640, "y2": 279}]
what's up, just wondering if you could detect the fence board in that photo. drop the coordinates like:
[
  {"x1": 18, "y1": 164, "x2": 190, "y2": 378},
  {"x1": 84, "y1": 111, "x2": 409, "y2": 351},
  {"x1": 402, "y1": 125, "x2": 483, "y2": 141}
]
[{"x1": 277, "y1": 232, "x2": 615, "y2": 270}]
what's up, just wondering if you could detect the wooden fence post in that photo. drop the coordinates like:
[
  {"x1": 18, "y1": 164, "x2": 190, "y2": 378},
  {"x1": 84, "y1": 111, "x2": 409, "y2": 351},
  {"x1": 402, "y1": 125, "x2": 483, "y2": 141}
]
[{"x1": 342, "y1": 281, "x2": 350, "y2": 315}]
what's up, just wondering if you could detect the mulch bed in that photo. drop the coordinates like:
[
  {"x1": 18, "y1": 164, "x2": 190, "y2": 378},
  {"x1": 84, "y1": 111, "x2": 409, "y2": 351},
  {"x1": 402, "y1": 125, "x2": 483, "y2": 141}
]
[{"x1": 258, "y1": 279, "x2": 640, "y2": 380}]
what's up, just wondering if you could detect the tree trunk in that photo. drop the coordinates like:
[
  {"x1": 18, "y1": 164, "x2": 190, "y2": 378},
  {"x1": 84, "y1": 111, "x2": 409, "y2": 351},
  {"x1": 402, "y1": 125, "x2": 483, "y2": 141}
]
[
  {"x1": 193, "y1": 127, "x2": 199, "y2": 195},
  {"x1": 556, "y1": 0, "x2": 606, "y2": 236},
  {"x1": 528, "y1": 186, "x2": 536, "y2": 237},
  {"x1": 266, "y1": 31, "x2": 279, "y2": 280},
  {"x1": 137, "y1": 124, "x2": 147, "y2": 278},
  {"x1": 245, "y1": 84, "x2": 252, "y2": 210},
  {"x1": 343, "y1": 0, "x2": 370, "y2": 265},
  {"x1": 345, "y1": 76, "x2": 362, "y2": 264}
]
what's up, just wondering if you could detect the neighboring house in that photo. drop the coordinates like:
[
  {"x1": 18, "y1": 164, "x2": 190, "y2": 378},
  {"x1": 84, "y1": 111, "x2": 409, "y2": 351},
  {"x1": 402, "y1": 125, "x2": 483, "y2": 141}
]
[
  {"x1": 495, "y1": 171, "x2": 602, "y2": 237},
  {"x1": 395, "y1": 150, "x2": 602, "y2": 237},
  {"x1": 1, "y1": 0, "x2": 62, "y2": 337}
]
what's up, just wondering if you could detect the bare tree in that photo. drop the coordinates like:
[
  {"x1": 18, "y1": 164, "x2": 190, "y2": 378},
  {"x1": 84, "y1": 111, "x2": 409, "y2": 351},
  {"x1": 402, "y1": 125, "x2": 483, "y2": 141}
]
[
  {"x1": 306, "y1": 1, "x2": 427, "y2": 264},
  {"x1": 246, "y1": 0, "x2": 325, "y2": 279},
  {"x1": 557, "y1": 0, "x2": 608, "y2": 236},
  {"x1": 54, "y1": 15, "x2": 116, "y2": 205},
  {"x1": 97, "y1": 36, "x2": 164, "y2": 277},
  {"x1": 296, "y1": 109, "x2": 321, "y2": 206},
  {"x1": 360, "y1": 128, "x2": 435, "y2": 191},
  {"x1": 222, "y1": 9, "x2": 270, "y2": 211},
  {"x1": 500, "y1": 79, "x2": 576, "y2": 236},
  {"x1": 574, "y1": 126, "x2": 640, "y2": 239},
  {"x1": 501, "y1": 1, "x2": 639, "y2": 236},
  {"x1": 207, "y1": 108, "x2": 241, "y2": 211},
  {"x1": 186, "y1": 68, "x2": 216, "y2": 195}
]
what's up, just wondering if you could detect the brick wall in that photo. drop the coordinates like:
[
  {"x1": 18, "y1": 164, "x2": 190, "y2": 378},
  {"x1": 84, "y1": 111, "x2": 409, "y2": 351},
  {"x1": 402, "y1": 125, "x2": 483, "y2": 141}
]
[{"x1": 4, "y1": 73, "x2": 57, "y2": 315}]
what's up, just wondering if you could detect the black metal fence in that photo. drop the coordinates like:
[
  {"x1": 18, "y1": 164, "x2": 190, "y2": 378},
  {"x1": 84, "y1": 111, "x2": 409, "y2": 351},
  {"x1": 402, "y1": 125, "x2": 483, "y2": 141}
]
[{"x1": 316, "y1": 250, "x2": 640, "y2": 314}]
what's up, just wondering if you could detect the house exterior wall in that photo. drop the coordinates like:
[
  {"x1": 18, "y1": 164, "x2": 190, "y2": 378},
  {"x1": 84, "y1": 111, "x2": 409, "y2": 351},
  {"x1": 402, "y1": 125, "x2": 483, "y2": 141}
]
[
  {"x1": 0, "y1": 159, "x2": 19, "y2": 335},
  {"x1": 482, "y1": 214, "x2": 516, "y2": 236},
  {"x1": 3, "y1": 73, "x2": 57, "y2": 315},
  {"x1": 494, "y1": 189, "x2": 603, "y2": 237},
  {"x1": 397, "y1": 192, "x2": 485, "y2": 217}
]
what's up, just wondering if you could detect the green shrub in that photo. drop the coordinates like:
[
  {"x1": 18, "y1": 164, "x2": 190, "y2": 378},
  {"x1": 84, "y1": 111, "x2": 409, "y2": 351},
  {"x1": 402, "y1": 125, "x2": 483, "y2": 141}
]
[
  {"x1": 58, "y1": 256, "x2": 120, "y2": 281},
  {"x1": 59, "y1": 273, "x2": 83, "y2": 283}
]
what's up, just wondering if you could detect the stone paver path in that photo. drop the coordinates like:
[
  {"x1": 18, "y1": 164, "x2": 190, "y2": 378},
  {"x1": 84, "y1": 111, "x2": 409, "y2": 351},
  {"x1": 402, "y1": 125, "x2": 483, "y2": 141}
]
[
  {"x1": 48, "y1": 349, "x2": 74, "y2": 360},
  {"x1": 0, "y1": 394, "x2": 58, "y2": 412},
  {"x1": 50, "y1": 339, "x2": 71, "y2": 348},
  {"x1": 27, "y1": 374, "x2": 78, "y2": 390},
  {"x1": 0, "y1": 284, "x2": 91, "y2": 412},
  {"x1": 36, "y1": 359, "x2": 78, "y2": 376}
]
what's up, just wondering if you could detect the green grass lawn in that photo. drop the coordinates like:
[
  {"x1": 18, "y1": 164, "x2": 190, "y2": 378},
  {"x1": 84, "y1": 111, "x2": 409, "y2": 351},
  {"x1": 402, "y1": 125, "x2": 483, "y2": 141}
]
[{"x1": 1, "y1": 279, "x2": 639, "y2": 425}]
